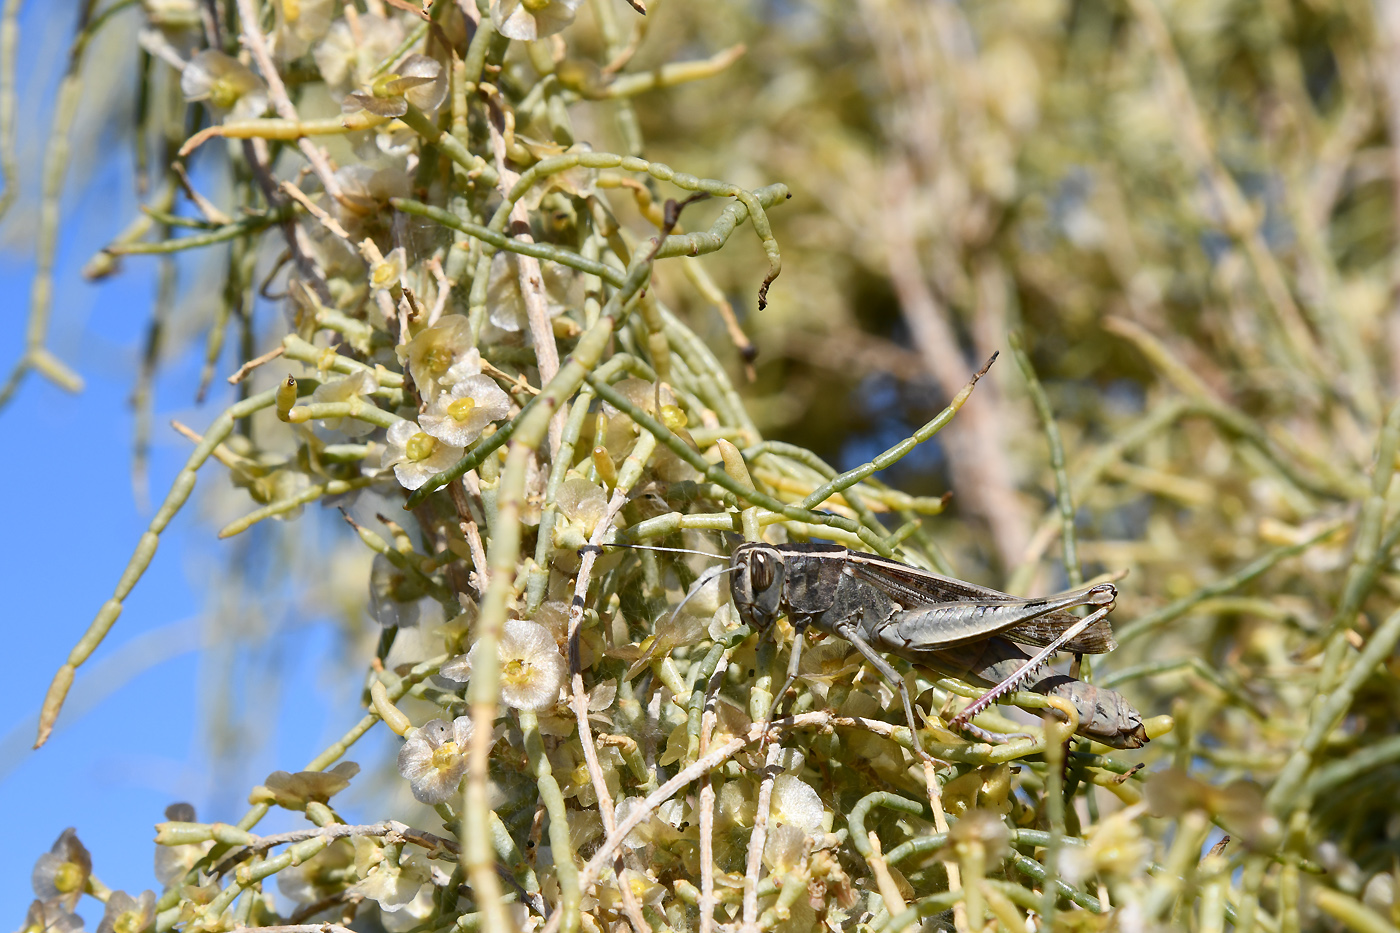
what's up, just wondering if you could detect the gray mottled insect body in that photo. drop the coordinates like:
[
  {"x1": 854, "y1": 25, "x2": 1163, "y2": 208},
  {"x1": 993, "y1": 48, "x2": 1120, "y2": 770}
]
[{"x1": 728, "y1": 541, "x2": 1147, "y2": 749}]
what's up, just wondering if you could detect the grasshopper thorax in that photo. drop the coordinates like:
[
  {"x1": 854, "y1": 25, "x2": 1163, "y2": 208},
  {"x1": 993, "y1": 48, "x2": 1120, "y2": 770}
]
[{"x1": 729, "y1": 542, "x2": 786, "y2": 630}]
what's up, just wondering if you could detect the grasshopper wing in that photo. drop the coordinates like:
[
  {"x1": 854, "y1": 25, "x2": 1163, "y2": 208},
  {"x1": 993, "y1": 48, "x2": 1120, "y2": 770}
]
[
  {"x1": 874, "y1": 595, "x2": 1117, "y2": 654},
  {"x1": 842, "y1": 555, "x2": 1117, "y2": 654}
]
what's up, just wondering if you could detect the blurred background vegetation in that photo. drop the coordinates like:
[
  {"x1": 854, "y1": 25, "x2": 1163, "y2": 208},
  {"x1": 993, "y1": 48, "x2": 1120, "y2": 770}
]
[{"x1": 7, "y1": 0, "x2": 1400, "y2": 930}]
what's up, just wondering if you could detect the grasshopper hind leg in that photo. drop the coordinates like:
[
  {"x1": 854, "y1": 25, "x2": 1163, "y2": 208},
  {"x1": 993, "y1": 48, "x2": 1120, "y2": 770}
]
[{"x1": 949, "y1": 601, "x2": 1116, "y2": 735}]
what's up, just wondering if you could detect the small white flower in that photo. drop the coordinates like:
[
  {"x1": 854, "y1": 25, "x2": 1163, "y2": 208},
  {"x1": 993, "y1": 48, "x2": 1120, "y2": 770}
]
[
  {"x1": 381, "y1": 884, "x2": 437, "y2": 931},
  {"x1": 769, "y1": 774, "x2": 825, "y2": 835},
  {"x1": 95, "y1": 890, "x2": 155, "y2": 933},
  {"x1": 31, "y1": 829, "x2": 90, "y2": 911},
  {"x1": 350, "y1": 837, "x2": 431, "y2": 910},
  {"x1": 419, "y1": 375, "x2": 511, "y2": 447},
  {"x1": 19, "y1": 900, "x2": 83, "y2": 933},
  {"x1": 343, "y1": 54, "x2": 448, "y2": 118},
  {"x1": 553, "y1": 475, "x2": 606, "y2": 537},
  {"x1": 310, "y1": 371, "x2": 379, "y2": 437},
  {"x1": 181, "y1": 50, "x2": 268, "y2": 119},
  {"x1": 763, "y1": 775, "x2": 826, "y2": 872},
  {"x1": 382, "y1": 420, "x2": 463, "y2": 490},
  {"x1": 492, "y1": 0, "x2": 582, "y2": 40},
  {"x1": 399, "y1": 315, "x2": 479, "y2": 401},
  {"x1": 396, "y1": 716, "x2": 473, "y2": 804},
  {"x1": 441, "y1": 618, "x2": 567, "y2": 711},
  {"x1": 313, "y1": 15, "x2": 405, "y2": 96},
  {"x1": 369, "y1": 246, "x2": 408, "y2": 299},
  {"x1": 332, "y1": 164, "x2": 411, "y2": 234},
  {"x1": 485, "y1": 251, "x2": 579, "y2": 334},
  {"x1": 271, "y1": 0, "x2": 333, "y2": 60}
]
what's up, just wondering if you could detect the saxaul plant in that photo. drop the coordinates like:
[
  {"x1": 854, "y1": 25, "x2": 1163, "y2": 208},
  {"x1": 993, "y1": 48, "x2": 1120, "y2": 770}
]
[{"x1": 10, "y1": 0, "x2": 1400, "y2": 932}]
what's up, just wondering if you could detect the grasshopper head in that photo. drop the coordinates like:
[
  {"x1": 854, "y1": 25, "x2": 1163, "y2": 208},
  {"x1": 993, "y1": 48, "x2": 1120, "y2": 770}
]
[{"x1": 730, "y1": 542, "x2": 786, "y2": 630}]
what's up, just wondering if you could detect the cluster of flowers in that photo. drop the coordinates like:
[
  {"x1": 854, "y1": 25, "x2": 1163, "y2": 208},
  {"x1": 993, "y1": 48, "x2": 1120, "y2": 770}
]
[
  {"x1": 20, "y1": 829, "x2": 153, "y2": 933},
  {"x1": 379, "y1": 314, "x2": 513, "y2": 490},
  {"x1": 179, "y1": 0, "x2": 585, "y2": 123}
]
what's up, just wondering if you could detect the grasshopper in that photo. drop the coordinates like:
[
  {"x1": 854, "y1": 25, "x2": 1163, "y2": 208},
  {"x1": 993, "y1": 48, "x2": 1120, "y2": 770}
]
[{"x1": 728, "y1": 542, "x2": 1148, "y2": 750}]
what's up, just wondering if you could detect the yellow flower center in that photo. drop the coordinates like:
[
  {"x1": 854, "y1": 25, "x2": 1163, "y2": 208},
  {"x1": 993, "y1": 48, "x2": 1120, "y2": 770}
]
[
  {"x1": 372, "y1": 72, "x2": 401, "y2": 98},
  {"x1": 522, "y1": 0, "x2": 553, "y2": 11},
  {"x1": 660, "y1": 405, "x2": 687, "y2": 430},
  {"x1": 430, "y1": 741, "x2": 460, "y2": 771},
  {"x1": 502, "y1": 657, "x2": 528, "y2": 684},
  {"x1": 448, "y1": 396, "x2": 478, "y2": 422},
  {"x1": 282, "y1": 0, "x2": 301, "y2": 21},
  {"x1": 53, "y1": 861, "x2": 84, "y2": 894},
  {"x1": 406, "y1": 432, "x2": 437, "y2": 462},
  {"x1": 424, "y1": 345, "x2": 452, "y2": 375},
  {"x1": 113, "y1": 911, "x2": 144, "y2": 933},
  {"x1": 371, "y1": 260, "x2": 398, "y2": 288},
  {"x1": 209, "y1": 76, "x2": 244, "y2": 110}
]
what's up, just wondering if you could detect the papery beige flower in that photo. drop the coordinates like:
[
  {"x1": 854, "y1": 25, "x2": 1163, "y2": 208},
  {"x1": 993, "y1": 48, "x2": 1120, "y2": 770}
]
[
  {"x1": 181, "y1": 50, "x2": 268, "y2": 119},
  {"x1": 310, "y1": 371, "x2": 379, "y2": 437},
  {"x1": 382, "y1": 420, "x2": 463, "y2": 490},
  {"x1": 277, "y1": 838, "x2": 355, "y2": 905},
  {"x1": 369, "y1": 552, "x2": 426, "y2": 628},
  {"x1": 258, "y1": 761, "x2": 360, "y2": 809},
  {"x1": 492, "y1": 0, "x2": 582, "y2": 40},
  {"x1": 18, "y1": 900, "x2": 83, "y2": 933},
  {"x1": 153, "y1": 803, "x2": 213, "y2": 887},
  {"x1": 332, "y1": 164, "x2": 412, "y2": 233},
  {"x1": 399, "y1": 315, "x2": 478, "y2": 401},
  {"x1": 95, "y1": 891, "x2": 155, "y2": 933},
  {"x1": 485, "y1": 251, "x2": 580, "y2": 334},
  {"x1": 396, "y1": 716, "x2": 473, "y2": 804},
  {"x1": 313, "y1": 15, "x2": 405, "y2": 96},
  {"x1": 441, "y1": 618, "x2": 567, "y2": 711},
  {"x1": 350, "y1": 837, "x2": 431, "y2": 910},
  {"x1": 271, "y1": 0, "x2": 333, "y2": 60},
  {"x1": 419, "y1": 375, "x2": 511, "y2": 447},
  {"x1": 31, "y1": 829, "x2": 91, "y2": 911},
  {"x1": 342, "y1": 54, "x2": 447, "y2": 118}
]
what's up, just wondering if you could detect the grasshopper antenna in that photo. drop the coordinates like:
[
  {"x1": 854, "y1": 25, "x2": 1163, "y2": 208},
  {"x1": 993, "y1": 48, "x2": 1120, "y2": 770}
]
[{"x1": 619, "y1": 558, "x2": 738, "y2": 679}]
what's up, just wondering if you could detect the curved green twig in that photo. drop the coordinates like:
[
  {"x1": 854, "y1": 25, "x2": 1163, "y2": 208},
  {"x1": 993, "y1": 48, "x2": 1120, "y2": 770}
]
[{"x1": 35, "y1": 386, "x2": 280, "y2": 748}]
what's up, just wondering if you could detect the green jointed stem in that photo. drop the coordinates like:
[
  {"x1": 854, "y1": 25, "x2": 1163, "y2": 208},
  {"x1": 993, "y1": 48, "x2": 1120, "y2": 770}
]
[
  {"x1": 526, "y1": 391, "x2": 597, "y2": 613},
  {"x1": 797, "y1": 353, "x2": 997, "y2": 514},
  {"x1": 849, "y1": 792, "x2": 929, "y2": 858},
  {"x1": 0, "y1": 0, "x2": 23, "y2": 220},
  {"x1": 281, "y1": 334, "x2": 405, "y2": 389},
  {"x1": 400, "y1": 103, "x2": 498, "y2": 184},
  {"x1": 101, "y1": 208, "x2": 289, "y2": 254},
  {"x1": 455, "y1": 243, "x2": 670, "y2": 933},
  {"x1": 393, "y1": 198, "x2": 624, "y2": 283},
  {"x1": 487, "y1": 149, "x2": 785, "y2": 304},
  {"x1": 36, "y1": 386, "x2": 281, "y2": 748},
  {"x1": 0, "y1": 0, "x2": 125, "y2": 410},
  {"x1": 519, "y1": 711, "x2": 581, "y2": 926},
  {"x1": 1303, "y1": 733, "x2": 1400, "y2": 801},
  {"x1": 1266, "y1": 605, "x2": 1400, "y2": 815},
  {"x1": 584, "y1": 371, "x2": 888, "y2": 553},
  {"x1": 1320, "y1": 398, "x2": 1400, "y2": 650},
  {"x1": 1008, "y1": 332, "x2": 1082, "y2": 588},
  {"x1": 1115, "y1": 519, "x2": 1344, "y2": 644}
]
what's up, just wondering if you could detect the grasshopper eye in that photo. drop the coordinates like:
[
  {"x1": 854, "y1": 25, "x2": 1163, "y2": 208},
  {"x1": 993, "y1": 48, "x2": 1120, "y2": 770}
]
[{"x1": 749, "y1": 551, "x2": 775, "y2": 592}]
